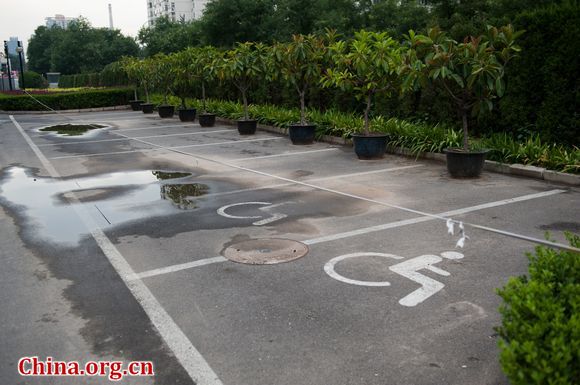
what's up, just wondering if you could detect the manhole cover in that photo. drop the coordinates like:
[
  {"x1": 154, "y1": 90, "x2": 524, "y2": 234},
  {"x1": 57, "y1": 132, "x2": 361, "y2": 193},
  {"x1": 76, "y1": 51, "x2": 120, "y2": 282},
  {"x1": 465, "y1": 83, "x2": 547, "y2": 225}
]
[{"x1": 223, "y1": 238, "x2": 308, "y2": 265}]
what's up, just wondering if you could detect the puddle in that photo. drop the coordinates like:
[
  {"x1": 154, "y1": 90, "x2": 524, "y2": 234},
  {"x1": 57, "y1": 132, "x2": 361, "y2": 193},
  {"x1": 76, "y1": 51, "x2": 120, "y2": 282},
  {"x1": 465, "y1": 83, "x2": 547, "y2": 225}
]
[
  {"x1": 40, "y1": 123, "x2": 106, "y2": 136},
  {"x1": 0, "y1": 167, "x2": 208, "y2": 245}
]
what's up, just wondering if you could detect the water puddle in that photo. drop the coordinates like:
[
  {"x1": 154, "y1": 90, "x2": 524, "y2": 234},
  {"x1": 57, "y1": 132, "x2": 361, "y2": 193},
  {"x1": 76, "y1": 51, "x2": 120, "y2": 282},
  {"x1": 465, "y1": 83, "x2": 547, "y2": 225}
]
[
  {"x1": 40, "y1": 123, "x2": 106, "y2": 136},
  {"x1": 0, "y1": 167, "x2": 209, "y2": 245}
]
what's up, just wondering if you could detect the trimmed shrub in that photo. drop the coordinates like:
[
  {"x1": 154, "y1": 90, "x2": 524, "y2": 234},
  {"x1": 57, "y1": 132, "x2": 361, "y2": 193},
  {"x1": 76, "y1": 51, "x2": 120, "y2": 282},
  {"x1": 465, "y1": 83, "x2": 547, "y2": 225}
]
[
  {"x1": 490, "y1": 2, "x2": 580, "y2": 146},
  {"x1": 19, "y1": 71, "x2": 48, "y2": 89},
  {"x1": 496, "y1": 234, "x2": 580, "y2": 385},
  {"x1": 0, "y1": 88, "x2": 133, "y2": 111}
]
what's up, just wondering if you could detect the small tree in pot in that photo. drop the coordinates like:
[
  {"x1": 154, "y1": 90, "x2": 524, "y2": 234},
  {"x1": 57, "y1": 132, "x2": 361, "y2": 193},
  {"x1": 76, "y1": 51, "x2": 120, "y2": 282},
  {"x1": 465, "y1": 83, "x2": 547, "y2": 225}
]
[
  {"x1": 322, "y1": 30, "x2": 404, "y2": 159},
  {"x1": 126, "y1": 58, "x2": 156, "y2": 114},
  {"x1": 152, "y1": 53, "x2": 176, "y2": 118},
  {"x1": 403, "y1": 25, "x2": 522, "y2": 177},
  {"x1": 120, "y1": 57, "x2": 144, "y2": 110},
  {"x1": 216, "y1": 42, "x2": 267, "y2": 135},
  {"x1": 271, "y1": 34, "x2": 328, "y2": 144},
  {"x1": 195, "y1": 47, "x2": 221, "y2": 127},
  {"x1": 169, "y1": 50, "x2": 197, "y2": 122}
]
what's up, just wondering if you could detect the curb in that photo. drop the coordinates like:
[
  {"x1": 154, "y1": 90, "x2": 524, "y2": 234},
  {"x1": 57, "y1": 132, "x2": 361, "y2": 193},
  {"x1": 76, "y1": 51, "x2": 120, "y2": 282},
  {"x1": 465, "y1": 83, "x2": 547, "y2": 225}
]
[{"x1": 2, "y1": 105, "x2": 131, "y2": 115}]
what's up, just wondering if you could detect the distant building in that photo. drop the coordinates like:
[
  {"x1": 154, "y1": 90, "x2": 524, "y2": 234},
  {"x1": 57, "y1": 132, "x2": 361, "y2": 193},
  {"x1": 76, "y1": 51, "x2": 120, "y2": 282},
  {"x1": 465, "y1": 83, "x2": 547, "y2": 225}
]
[
  {"x1": 5, "y1": 37, "x2": 18, "y2": 56},
  {"x1": 147, "y1": 0, "x2": 209, "y2": 25},
  {"x1": 45, "y1": 14, "x2": 78, "y2": 29}
]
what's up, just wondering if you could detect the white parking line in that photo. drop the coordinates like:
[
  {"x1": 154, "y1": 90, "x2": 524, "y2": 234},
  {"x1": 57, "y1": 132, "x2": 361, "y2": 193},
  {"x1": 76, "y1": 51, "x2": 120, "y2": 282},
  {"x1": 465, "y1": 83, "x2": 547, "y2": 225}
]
[
  {"x1": 129, "y1": 188, "x2": 568, "y2": 280},
  {"x1": 48, "y1": 137, "x2": 284, "y2": 160},
  {"x1": 116, "y1": 132, "x2": 579, "y2": 252},
  {"x1": 37, "y1": 129, "x2": 231, "y2": 147},
  {"x1": 117, "y1": 123, "x2": 207, "y2": 132},
  {"x1": 10, "y1": 115, "x2": 223, "y2": 385},
  {"x1": 233, "y1": 147, "x2": 339, "y2": 161},
  {"x1": 200, "y1": 164, "x2": 424, "y2": 199}
]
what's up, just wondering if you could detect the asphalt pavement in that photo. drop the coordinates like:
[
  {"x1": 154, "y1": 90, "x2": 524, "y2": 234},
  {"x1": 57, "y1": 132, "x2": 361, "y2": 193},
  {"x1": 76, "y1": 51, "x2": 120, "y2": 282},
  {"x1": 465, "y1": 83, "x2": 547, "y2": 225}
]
[{"x1": 1, "y1": 110, "x2": 578, "y2": 385}]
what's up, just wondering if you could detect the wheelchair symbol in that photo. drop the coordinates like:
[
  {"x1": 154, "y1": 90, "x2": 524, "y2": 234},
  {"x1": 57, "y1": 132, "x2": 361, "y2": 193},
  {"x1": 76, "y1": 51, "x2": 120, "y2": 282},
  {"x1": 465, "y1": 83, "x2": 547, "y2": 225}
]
[{"x1": 324, "y1": 251, "x2": 464, "y2": 307}]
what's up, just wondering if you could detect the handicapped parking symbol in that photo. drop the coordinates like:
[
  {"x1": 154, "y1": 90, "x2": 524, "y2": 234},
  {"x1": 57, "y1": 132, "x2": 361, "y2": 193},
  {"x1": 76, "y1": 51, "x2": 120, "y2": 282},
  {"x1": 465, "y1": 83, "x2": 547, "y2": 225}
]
[{"x1": 324, "y1": 251, "x2": 464, "y2": 307}]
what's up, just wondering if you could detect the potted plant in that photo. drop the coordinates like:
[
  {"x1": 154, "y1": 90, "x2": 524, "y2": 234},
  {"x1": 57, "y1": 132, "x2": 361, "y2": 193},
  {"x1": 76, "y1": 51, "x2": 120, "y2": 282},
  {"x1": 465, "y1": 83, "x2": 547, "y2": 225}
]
[
  {"x1": 195, "y1": 47, "x2": 220, "y2": 127},
  {"x1": 169, "y1": 50, "x2": 196, "y2": 122},
  {"x1": 271, "y1": 34, "x2": 327, "y2": 144},
  {"x1": 403, "y1": 25, "x2": 521, "y2": 177},
  {"x1": 217, "y1": 42, "x2": 267, "y2": 135},
  {"x1": 120, "y1": 57, "x2": 144, "y2": 111},
  {"x1": 322, "y1": 30, "x2": 403, "y2": 159},
  {"x1": 122, "y1": 57, "x2": 155, "y2": 113},
  {"x1": 152, "y1": 54, "x2": 176, "y2": 118}
]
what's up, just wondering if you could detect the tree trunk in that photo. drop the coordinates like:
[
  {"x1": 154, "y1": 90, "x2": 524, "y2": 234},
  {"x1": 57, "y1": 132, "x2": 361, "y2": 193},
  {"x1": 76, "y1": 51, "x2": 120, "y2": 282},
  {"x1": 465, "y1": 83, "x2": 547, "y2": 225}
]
[
  {"x1": 461, "y1": 109, "x2": 469, "y2": 151},
  {"x1": 299, "y1": 91, "x2": 306, "y2": 125},
  {"x1": 202, "y1": 82, "x2": 207, "y2": 113},
  {"x1": 242, "y1": 90, "x2": 249, "y2": 120},
  {"x1": 134, "y1": 88, "x2": 138, "y2": 100},
  {"x1": 181, "y1": 97, "x2": 186, "y2": 109},
  {"x1": 144, "y1": 85, "x2": 149, "y2": 103},
  {"x1": 363, "y1": 93, "x2": 372, "y2": 136}
]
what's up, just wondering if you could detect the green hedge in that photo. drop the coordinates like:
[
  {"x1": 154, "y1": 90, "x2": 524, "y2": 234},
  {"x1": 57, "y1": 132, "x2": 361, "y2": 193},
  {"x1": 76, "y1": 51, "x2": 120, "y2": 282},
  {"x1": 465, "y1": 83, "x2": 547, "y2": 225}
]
[
  {"x1": 0, "y1": 88, "x2": 134, "y2": 111},
  {"x1": 58, "y1": 62, "x2": 129, "y2": 88},
  {"x1": 496, "y1": 234, "x2": 580, "y2": 385},
  {"x1": 153, "y1": 95, "x2": 580, "y2": 174}
]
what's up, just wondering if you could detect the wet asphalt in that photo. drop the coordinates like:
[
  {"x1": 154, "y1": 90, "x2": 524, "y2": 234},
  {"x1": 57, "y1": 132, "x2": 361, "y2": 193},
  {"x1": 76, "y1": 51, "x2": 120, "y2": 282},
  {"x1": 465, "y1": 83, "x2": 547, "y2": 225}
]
[{"x1": 0, "y1": 110, "x2": 578, "y2": 385}]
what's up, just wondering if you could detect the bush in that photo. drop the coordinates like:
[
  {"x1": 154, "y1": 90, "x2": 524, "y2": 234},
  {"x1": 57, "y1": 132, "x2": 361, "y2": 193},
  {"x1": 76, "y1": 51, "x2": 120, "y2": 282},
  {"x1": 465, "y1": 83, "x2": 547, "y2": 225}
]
[
  {"x1": 496, "y1": 234, "x2": 580, "y2": 385},
  {"x1": 0, "y1": 88, "x2": 133, "y2": 111},
  {"x1": 19, "y1": 71, "x2": 48, "y2": 89},
  {"x1": 489, "y1": 2, "x2": 580, "y2": 146}
]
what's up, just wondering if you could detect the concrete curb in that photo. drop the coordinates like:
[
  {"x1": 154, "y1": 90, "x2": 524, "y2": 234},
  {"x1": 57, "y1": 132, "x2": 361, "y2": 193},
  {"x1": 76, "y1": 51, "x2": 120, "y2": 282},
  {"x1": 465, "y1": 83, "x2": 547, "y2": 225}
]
[
  {"x1": 2, "y1": 105, "x2": 130, "y2": 115},
  {"x1": 216, "y1": 117, "x2": 579, "y2": 186}
]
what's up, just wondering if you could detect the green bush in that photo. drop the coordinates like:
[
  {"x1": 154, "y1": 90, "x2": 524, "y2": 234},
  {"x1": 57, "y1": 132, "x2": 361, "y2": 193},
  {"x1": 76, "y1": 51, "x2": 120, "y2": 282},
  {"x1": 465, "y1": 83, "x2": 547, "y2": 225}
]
[
  {"x1": 490, "y1": 2, "x2": 580, "y2": 146},
  {"x1": 496, "y1": 234, "x2": 580, "y2": 385},
  {"x1": 19, "y1": 71, "x2": 48, "y2": 89},
  {"x1": 0, "y1": 88, "x2": 133, "y2": 111}
]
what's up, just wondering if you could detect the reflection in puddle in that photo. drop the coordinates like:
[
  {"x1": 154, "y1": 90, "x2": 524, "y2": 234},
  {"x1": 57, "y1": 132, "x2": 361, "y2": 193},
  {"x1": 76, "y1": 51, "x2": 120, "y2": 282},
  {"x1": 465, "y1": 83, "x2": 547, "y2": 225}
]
[
  {"x1": 0, "y1": 167, "x2": 208, "y2": 245},
  {"x1": 40, "y1": 123, "x2": 106, "y2": 136},
  {"x1": 161, "y1": 184, "x2": 208, "y2": 209},
  {"x1": 152, "y1": 171, "x2": 191, "y2": 180}
]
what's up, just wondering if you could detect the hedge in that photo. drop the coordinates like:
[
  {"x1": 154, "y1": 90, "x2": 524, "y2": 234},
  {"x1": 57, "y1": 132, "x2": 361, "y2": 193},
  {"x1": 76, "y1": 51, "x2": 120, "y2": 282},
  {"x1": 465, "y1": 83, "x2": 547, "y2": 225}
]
[
  {"x1": 0, "y1": 88, "x2": 134, "y2": 111},
  {"x1": 496, "y1": 234, "x2": 580, "y2": 385}
]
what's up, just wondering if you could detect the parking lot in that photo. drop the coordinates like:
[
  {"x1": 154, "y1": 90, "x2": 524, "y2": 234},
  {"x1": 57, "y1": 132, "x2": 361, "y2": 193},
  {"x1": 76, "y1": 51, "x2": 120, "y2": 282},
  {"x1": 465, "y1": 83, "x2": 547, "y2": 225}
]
[{"x1": 1, "y1": 110, "x2": 578, "y2": 385}]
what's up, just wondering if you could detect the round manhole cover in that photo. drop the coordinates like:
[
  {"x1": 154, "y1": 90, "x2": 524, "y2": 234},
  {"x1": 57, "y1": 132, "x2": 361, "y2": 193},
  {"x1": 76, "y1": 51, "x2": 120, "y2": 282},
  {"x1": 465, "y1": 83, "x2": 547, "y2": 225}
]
[{"x1": 223, "y1": 238, "x2": 308, "y2": 265}]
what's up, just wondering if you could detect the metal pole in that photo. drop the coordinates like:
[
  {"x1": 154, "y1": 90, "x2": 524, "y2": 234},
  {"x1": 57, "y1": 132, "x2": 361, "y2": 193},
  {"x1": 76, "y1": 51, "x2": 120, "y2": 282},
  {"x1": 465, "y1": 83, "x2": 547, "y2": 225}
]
[
  {"x1": 17, "y1": 41, "x2": 25, "y2": 90},
  {"x1": 3, "y1": 41, "x2": 13, "y2": 91}
]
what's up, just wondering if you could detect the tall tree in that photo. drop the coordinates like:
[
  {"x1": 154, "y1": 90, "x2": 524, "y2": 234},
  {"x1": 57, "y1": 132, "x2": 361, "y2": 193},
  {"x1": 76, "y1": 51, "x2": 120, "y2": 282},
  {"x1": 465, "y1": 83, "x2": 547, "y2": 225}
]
[
  {"x1": 27, "y1": 18, "x2": 139, "y2": 75},
  {"x1": 138, "y1": 16, "x2": 201, "y2": 56}
]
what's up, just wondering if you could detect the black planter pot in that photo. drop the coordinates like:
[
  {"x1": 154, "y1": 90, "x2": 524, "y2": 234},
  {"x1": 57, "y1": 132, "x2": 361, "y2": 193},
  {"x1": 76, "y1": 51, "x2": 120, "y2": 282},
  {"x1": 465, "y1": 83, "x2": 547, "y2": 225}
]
[
  {"x1": 141, "y1": 103, "x2": 155, "y2": 114},
  {"x1": 158, "y1": 105, "x2": 175, "y2": 118},
  {"x1": 352, "y1": 134, "x2": 388, "y2": 160},
  {"x1": 129, "y1": 100, "x2": 144, "y2": 111},
  {"x1": 237, "y1": 119, "x2": 257, "y2": 135},
  {"x1": 289, "y1": 124, "x2": 316, "y2": 145},
  {"x1": 444, "y1": 148, "x2": 489, "y2": 178},
  {"x1": 198, "y1": 113, "x2": 216, "y2": 127},
  {"x1": 178, "y1": 108, "x2": 197, "y2": 122}
]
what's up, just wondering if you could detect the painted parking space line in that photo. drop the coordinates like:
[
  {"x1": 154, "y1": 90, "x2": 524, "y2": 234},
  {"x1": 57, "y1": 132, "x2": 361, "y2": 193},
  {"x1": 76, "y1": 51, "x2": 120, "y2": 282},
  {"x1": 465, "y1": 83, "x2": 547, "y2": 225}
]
[
  {"x1": 232, "y1": 147, "x2": 339, "y2": 161},
  {"x1": 47, "y1": 137, "x2": 284, "y2": 160},
  {"x1": 129, "y1": 188, "x2": 569, "y2": 281},
  {"x1": 10, "y1": 115, "x2": 223, "y2": 385},
  {"x1": 199, "y1": 165, "x2": 424, "y2": 199},
  {"x1": 114, "y1": 131, "x2": 579, "y2": 252},
  {"x1": 37, "y1": 129, "x2": 231, "y2": 147},
  {"x1": 116, "y1": 123, "x2": 210, "y2": 132}
]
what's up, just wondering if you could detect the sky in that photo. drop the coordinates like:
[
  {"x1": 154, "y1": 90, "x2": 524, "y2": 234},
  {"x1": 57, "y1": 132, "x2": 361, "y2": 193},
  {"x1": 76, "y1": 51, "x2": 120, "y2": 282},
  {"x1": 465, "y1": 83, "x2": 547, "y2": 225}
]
[{"x1": 0, "y1": 0, "x2": 148, "y2": 53}]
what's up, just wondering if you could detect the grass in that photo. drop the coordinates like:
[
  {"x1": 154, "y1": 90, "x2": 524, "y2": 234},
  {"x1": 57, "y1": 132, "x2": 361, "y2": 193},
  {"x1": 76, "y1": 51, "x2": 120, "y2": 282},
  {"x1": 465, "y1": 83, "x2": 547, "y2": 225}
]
[{"x1": 40, "y1": 124, "x2": 105, "y2": 136}]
